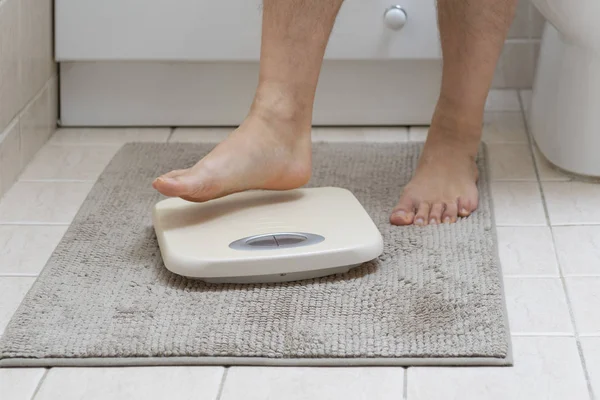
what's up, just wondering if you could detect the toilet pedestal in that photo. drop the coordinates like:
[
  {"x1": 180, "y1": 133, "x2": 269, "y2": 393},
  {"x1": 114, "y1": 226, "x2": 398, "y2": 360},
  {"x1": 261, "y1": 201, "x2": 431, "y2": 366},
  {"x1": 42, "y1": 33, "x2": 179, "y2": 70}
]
[{"x1": 531, "y1": 23, "x2": 600, "y2": 177}]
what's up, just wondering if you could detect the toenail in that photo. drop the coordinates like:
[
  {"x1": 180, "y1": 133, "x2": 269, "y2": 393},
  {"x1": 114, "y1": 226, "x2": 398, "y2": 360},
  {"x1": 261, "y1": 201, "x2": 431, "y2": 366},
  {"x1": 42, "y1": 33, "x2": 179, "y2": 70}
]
[
  {"x1": 444, "y1": 216, "x2": 451, "y2": 223},
  {"x1": 429, "y1": 218, "x2": 437, "y2": 225},
  {"x1": 393, "y1": 210, "x2": 406, "y2": 218},
  {"x1": 415, "y1": 218, "x2": 424, "y2": 225},
  {"x1": 461, "y1": 208, "x2": 469, "y2": 215}
]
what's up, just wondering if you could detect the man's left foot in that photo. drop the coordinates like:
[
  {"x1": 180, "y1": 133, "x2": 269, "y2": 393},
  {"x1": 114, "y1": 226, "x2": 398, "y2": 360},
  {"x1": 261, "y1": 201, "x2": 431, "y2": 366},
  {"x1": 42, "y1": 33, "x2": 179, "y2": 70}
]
[{"x1": 390, "y1": 119, "x2": 480, "y2": 226}]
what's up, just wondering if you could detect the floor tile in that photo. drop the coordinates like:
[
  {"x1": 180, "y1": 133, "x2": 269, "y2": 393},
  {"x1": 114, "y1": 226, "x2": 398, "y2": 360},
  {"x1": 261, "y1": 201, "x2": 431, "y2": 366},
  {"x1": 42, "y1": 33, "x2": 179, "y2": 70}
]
[
  {"x1": 485, "y1": 90, "x2": 521, "y2": 112},
  {"x1": 532, "y1": 145, "x2": 571, "y2": 182},
  {"x1": 565, "y1": 278, "x2": 600, "y2": 335},
  {"x1": 543, "y1": 182, "x2": 600, "y2": 225},
  {"x1": 0, "y1": 225, "x2": 67, "y2": 276},
  {"x1": 362, "y1": 127, "x2": 408, "y2": 142},
  {"x1": 554, "y1": 226, "x2": 600, "y2": 276},
  {"x1": 0, "y1": 182, "x2": 93, "y2": 224},
  {"x1": 482, "y1": 112, "x2": 528, "y2": 143},
  {"x1": 519, "y1": 90, "x2": 532, "y2": 123},
  {"x1": 408, "y1": 126, "x2": 428, "y2": 142},
  {"x1": 0, "y1": 368, "x2": 46, "y2": 400},
  {"x1": 0, "y1": 277, "x2": 36, "y2": 334},
  {"x1": 497, "y1": 227, "x2": 559, "y2": 276},
  {"x1": 488, "y1": 144, "x2": 536, "y2": 181},
  {"x1": 170, "y1": 127, "x2": 231, "y2": 143},
  {"x1": 581, "y1": 337, "x2": 600, "y2": 397},
  {"x1": 221, "y1": 367, "x2": 403, "y2": 400},
  {"x1": 407, "y1": 337, "x2": 589, "y2": 400},
  {"x1": 20, "y1": 145, "x2": 119, "y2": 181},
  {"x1": 35, "y1": 367, "x2": 224, "y2": 400},
  {"x1": 312, "y1": 127, "x2": 366, "y2": 142},
  {"x1": 490, "y1": 182, "x2": 546, "y2": 226},
  {"x1": 504, "y1": 278, "x2": 573, "y2": 335},
  {"x1": 48, "y1": 128, "x2": 170, "y2": 145}
]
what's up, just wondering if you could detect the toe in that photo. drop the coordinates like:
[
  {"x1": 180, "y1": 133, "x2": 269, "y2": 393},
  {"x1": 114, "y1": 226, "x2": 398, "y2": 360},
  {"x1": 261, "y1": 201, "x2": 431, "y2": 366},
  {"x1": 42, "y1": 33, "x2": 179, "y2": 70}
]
[
  {"x1": 390, "y1": 195, "x2": 416, "y2": 226},
  {"x1": 414, "y1": 202, "x2": 431, "y2": 226},
  {"x1": 152, "y1": 169, "x2": 191, "y2": 196},
  {"x1": 428, "y1": 203, "x2": 445, "y2": 225},
  {"x1": 153, "y1": 169, "x2": 186, "y2": 189},
  {"x1": 442, "y1": 202, "x2": 458, "y2": 223},
  {"x1": 153, "y1": 168, "x2": 217, "y2": 201},
  {"x1": 158, "y1": 169, "x2": 187, "y2": 179},
  {"x1": 458, "y1": 197, "x2": 479, "y2": 217}
]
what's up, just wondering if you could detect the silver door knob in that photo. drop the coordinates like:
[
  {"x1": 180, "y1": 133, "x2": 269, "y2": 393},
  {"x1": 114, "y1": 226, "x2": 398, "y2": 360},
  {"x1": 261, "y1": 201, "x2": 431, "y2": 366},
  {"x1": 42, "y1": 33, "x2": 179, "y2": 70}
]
[{"x1": 383, "y1": 6, "x2": 407, "y2": 30}]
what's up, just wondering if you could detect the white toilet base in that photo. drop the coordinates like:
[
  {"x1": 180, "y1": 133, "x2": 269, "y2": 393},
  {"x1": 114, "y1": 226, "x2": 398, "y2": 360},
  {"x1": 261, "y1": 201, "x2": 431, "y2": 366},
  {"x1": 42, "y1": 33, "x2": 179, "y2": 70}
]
[{"x1": 531, "y1": 23, "x2": 600, "y2": 177}]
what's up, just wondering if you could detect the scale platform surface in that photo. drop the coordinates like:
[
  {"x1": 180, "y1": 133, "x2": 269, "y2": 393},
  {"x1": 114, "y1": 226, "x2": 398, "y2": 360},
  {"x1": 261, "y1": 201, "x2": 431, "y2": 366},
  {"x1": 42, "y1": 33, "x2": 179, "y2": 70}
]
[{"x1": 152, "y1": 187, "x2": 383, "y2": 283}]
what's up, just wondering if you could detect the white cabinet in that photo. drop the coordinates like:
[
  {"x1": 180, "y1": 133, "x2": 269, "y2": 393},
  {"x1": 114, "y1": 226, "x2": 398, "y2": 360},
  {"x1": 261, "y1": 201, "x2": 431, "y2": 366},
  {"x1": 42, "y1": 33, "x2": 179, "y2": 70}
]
[
  {"x1": 56, "y1": 0, "x2": 442, "y2": 126},
  {"x1": 56, "y1": 0, "x2": 440, "y2": 60}
]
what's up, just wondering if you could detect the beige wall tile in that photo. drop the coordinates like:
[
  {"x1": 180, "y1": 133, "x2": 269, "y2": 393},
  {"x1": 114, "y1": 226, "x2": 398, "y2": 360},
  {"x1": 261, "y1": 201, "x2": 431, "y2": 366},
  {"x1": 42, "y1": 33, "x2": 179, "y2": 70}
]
[
  {"x1": 19, "y1": 83, "x2": 53, "y2": 169},
  {"x1": 0, "y1": 120, "x2": 21, "y2": 198},
  {"x1": 48, "y1": 75, "x2": 58, "y2": 129},
  {"x1": 507, "y1": 0, "x2": 531, "y2": 39},
  {"x1": 530, "y1": 6, "x2": 546, "y2": 39},
  {"x1": 19, "y1": 0, "x2": 56, "y2": 105},
  {"x1": 0, "y1": 0, "x2": 20, "y2": 133},
  {"x1": 496, "y1": 0, "x2": 545, "y2": 88},
  {"x1": 493, "y1": 41, "x2": 539, "y2": 89},
  {"x1": 508, "y1": 0, "x2": 546, "y2": 39}
]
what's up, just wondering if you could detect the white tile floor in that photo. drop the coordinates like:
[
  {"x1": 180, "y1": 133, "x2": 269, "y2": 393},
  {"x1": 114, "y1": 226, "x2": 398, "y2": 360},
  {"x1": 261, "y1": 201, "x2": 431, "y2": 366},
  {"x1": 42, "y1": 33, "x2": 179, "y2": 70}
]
[{"x1": 0, "y1": 92, "x2": 598, "y2": 400}]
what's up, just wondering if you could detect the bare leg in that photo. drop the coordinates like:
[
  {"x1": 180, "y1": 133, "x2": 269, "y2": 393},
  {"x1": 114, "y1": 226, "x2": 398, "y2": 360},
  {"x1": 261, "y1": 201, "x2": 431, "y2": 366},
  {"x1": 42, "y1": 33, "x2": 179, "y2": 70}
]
[
  {"x1": 153, "y1": 0, "x2": 344, "y2": 201},
  {"x1": 391, "y1": 0, "x2": 517, "y2": 225}
]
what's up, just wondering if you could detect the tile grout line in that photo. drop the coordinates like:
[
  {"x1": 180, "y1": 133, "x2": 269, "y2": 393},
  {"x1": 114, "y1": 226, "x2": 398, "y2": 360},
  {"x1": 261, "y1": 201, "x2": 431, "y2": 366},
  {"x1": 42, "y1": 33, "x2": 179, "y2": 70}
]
[
  {"x1": 403, "y1": 368, "x2": 408, "y2": 400},
  {"x1": 511, "y1": 332, "x2": 576, "y2": 337},
  {"x1": 505, "y1": 274, "x2": 600, "y2": 278},
  {"x1": 29, "y1": 368, "x2": 49, "y2": 400},
  {"x1": 518, "y1": 92, "x2": 596, "y2": 400},
  {"x1": 167, "y1": 127, "x2": 176, "y2": 143},
  {"x1": 215, "y1": 367, "x2": 229, "y2": 400},
  {"x1": 503, "y1": 274, "x2": 561, "y2": 279},
  {"x1": 18, "y1": 179, "x2": 96, "y2": 183},
  {"x1": 0, "y1": 222, "x2": 71, "y2": 226}
]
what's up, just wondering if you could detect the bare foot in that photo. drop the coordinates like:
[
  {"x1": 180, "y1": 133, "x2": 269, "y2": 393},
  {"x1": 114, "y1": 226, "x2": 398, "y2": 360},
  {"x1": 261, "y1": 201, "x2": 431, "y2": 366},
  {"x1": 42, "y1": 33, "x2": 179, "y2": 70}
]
[
  {"x1": 153, "y1": 102, "x2": 312, "y2": 202},
  {"x1": 390, "y1": 118, "x2": 480, "y2": 226}
]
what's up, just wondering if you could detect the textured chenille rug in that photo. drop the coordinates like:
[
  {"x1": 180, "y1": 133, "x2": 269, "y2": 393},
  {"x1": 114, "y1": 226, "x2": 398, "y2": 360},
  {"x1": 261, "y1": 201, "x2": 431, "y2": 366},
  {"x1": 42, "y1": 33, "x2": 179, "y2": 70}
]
[{"x1": 0, "y1": 142, "x2": 511, "y2": 367}]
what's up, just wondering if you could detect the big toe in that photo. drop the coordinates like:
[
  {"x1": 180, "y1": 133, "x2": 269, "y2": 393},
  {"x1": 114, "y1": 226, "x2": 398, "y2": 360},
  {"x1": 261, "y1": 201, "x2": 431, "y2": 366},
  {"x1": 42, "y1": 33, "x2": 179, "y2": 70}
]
[
  {"x1": 390, "y1": 196, "x2": 416, "y2": 226},
  {"x1": 458, "y1": 196, "x2": 478, "y2": 217},
  {"x1": 153, "y1": 169, "x2": 217, "y2": 201}
]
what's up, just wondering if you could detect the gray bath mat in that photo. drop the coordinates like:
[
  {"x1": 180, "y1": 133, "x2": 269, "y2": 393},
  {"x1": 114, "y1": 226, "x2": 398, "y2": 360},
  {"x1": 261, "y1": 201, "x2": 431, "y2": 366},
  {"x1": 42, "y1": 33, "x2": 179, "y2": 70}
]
[{"x1": 0, "y1": 142, "x2": 511, "y2": 367}]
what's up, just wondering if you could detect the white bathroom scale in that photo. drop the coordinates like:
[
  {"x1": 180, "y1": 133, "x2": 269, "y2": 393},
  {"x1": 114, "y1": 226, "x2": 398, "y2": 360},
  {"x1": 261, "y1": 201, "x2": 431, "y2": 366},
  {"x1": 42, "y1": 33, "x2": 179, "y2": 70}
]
[{"x1": 152, "y1": 187, "x2": 384, "y2": 284}]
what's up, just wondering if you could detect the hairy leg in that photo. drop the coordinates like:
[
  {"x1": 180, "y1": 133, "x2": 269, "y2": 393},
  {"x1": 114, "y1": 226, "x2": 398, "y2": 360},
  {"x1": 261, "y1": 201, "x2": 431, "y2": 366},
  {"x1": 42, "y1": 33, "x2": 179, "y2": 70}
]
[
  {"x1": 154, "y1": 0, "x2": 344, "y2": 202},
  {"x1": 391, "y1": 0, "x2": 518, "y2": 225}
]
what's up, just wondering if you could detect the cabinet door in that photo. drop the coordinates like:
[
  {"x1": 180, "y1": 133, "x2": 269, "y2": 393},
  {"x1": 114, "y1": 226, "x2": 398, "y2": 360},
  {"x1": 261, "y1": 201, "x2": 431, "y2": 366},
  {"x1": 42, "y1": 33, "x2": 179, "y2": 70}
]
[{"x1": 55, "y1": 0, "x2": 440, "y2": 61}]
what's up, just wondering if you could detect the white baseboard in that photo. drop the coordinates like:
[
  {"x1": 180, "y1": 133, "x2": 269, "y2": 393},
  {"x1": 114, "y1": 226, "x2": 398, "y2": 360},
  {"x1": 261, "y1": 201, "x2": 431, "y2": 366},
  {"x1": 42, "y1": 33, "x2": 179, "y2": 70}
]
[{"x1": 59, "y1": 60, "x2": 442, "y2": 126}]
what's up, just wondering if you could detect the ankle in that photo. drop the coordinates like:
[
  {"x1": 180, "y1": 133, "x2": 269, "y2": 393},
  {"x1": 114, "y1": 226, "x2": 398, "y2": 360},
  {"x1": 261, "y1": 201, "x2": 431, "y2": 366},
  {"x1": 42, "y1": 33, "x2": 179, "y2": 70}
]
[
  {"x1": 250, "y1": 81, "x2": 314, "y2": 126},
  {"x1": 426, "y1": 111, "x2": 482, "y2": 158}
]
